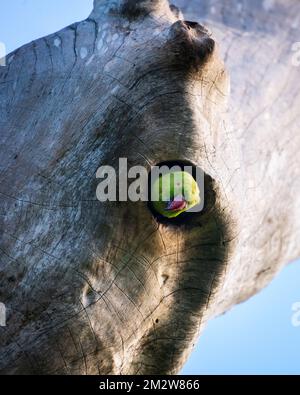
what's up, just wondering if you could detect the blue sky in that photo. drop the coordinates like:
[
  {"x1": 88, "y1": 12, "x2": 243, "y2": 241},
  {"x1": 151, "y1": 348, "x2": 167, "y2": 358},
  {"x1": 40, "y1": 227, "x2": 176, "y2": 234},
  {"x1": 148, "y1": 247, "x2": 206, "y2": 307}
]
[
  {"x1": 0, "y1": 0, "x2": 299, "y2": 375},
  {"x1": 182, "y1": 261, "x2": 300, "y2": 374}
]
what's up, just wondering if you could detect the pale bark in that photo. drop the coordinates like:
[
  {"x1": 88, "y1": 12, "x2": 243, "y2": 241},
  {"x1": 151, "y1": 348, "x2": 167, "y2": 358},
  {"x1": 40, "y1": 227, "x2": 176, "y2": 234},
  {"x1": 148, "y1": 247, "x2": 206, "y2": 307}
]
[{"x1": 0, "y1": 0, "x2": 299, "y2": 374}]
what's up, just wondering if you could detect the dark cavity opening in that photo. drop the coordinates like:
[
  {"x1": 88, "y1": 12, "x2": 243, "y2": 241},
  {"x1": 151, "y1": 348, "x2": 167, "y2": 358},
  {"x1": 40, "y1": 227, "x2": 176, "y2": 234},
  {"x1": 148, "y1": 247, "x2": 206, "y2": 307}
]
[{"x1": 147, "y1": 160, "x2": 210, "y2": 227}]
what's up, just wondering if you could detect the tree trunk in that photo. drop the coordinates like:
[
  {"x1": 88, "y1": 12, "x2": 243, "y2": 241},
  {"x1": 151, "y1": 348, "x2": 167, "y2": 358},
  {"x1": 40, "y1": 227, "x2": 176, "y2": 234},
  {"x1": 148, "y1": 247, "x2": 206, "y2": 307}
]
[{"x1": 0, "y1": 0, "x2": 299, "y2": 374}]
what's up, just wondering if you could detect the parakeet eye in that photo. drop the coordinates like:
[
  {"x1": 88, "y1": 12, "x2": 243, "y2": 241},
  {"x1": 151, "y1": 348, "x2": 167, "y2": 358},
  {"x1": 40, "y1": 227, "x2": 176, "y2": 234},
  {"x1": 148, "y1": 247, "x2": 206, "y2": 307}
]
[{"x1": 148, "y1": 160, "x2": 204, "y2": 225}]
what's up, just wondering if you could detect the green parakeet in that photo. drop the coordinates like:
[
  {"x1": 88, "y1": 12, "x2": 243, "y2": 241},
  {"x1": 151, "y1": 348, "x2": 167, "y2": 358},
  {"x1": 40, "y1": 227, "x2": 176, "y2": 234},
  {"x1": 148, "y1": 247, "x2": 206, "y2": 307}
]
[{"x1": 151, "y1": 171, "x2": 201, "y2": 218}]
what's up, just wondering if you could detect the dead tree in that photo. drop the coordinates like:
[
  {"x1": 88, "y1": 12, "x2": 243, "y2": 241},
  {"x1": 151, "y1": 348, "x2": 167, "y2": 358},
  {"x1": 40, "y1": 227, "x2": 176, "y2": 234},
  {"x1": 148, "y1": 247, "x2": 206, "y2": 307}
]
[{"x1": 0, "y1": 0, "x2": 299, "y2": 374}]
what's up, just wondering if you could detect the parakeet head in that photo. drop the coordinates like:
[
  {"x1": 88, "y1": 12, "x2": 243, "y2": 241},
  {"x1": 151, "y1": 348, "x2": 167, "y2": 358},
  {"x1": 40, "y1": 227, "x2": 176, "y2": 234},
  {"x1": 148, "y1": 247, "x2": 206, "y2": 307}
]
[{"x1": 151, "y1": 171, "x2": 201, "y2": 218}]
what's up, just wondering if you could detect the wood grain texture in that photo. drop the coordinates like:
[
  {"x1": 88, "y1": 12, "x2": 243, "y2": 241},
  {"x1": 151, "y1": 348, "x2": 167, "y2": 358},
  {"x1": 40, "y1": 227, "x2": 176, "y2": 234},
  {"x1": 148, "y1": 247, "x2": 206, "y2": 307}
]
[{"x1": 0, "y1": 0, "x2": 299, "y2": 374}]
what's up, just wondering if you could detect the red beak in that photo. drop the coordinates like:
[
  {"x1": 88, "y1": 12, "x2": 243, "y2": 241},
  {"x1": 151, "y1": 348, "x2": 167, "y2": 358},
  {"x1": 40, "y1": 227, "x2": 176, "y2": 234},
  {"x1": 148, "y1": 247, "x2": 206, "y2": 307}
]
[{"x1": 165, "y1": 195, "x2": 187, "y2": 211}]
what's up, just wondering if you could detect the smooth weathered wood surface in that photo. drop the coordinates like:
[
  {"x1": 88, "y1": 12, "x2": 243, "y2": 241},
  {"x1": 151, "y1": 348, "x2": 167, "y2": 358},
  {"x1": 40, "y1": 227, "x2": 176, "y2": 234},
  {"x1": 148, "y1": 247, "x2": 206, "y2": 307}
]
[{"x1": 0, "y1": 0, "x2": 299, "y2": 374}]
